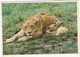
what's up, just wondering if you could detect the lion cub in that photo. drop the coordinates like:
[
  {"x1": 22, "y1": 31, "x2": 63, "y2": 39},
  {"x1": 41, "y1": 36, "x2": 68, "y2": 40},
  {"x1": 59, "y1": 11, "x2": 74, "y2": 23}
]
[{"x1": 46, "y1": 24, "x2": 68, "y2": 36}]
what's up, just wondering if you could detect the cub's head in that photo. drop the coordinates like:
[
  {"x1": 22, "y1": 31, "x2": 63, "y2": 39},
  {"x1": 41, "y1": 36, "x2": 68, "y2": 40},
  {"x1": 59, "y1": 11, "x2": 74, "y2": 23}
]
[
  {"x1": 20, "y1": 15, "x2": 43, "y2": 38},
  {"x1": 46, "y1": 24, "x2": 55, "y2": 33},
  {"x1": 46, "y1": 21, "x2": 63, "y2": 34}
]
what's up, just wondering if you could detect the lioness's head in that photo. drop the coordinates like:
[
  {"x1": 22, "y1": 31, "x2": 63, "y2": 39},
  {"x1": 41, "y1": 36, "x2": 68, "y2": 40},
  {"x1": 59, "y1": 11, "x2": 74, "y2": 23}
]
[{"x1": 20, "y1": 15, "x2": 43, "y2": 38}]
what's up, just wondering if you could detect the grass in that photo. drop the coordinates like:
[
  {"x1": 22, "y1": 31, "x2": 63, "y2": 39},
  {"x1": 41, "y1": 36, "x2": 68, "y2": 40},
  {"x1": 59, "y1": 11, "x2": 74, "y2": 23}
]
[{"x1": 2, "y1": 2, "x2": 77, "y2": 54}]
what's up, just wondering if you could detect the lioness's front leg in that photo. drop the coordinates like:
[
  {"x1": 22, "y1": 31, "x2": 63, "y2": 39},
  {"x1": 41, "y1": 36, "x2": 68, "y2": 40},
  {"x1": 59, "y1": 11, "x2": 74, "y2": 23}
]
[
  {"x1": 6, "y1": 29, "x2": 25, "y2": 43},
  {"x1": 18, "y1": 36, "x2": 28, "y2": 42}
]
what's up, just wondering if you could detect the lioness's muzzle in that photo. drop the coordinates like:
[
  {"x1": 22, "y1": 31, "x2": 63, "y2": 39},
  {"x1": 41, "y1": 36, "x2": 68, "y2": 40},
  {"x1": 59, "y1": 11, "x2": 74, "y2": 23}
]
[
  {"x1": 27, "y1": 34, "x2": 33, "y2": 38},
  {"x1": 25, "y1": 32, "x2": 33, "y2": 38}
]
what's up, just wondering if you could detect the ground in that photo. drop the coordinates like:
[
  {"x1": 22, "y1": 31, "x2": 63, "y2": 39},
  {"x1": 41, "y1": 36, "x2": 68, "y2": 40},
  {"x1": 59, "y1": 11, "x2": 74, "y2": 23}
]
[{"x1": 2, "y1": 2, "x2": 77, "y2": 54}]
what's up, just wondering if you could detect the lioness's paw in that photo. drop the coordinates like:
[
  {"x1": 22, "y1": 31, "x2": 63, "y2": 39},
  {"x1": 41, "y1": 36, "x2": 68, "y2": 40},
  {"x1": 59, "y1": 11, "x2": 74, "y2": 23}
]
[
  {"x1": 6, "y1": 39, "x2": 13, "y2": 43},
  {"x1": 18, "y1": 38, "x2": 27, "y2": 42}
]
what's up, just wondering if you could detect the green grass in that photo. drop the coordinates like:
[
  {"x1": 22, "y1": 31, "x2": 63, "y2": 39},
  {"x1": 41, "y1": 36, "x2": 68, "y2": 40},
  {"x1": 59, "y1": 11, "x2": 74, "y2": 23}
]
[{"x1": 2, "y1": 2, "x2": 77, "y2": 54}]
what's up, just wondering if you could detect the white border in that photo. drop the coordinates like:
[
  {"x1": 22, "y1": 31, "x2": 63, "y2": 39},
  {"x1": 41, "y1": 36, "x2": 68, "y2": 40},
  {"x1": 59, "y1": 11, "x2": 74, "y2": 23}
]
[
  {"x1": 78, "y1": 0, "x2": 80, "y2": 54},
  {"x1": 2, "y1": 54, "x2": 80, "y2": 57},
  {"x1": 0, "y1": 0, "x2": 78, "y2": 2},
  {"x1": 0, "y1": 0, "x2": 80, "y2": 57},
  {"x1": 1, "y1": 1, "x2": 78, "y2": 3},
  {"x1": 0, "y1": 2, "x2": 2, "y2": 57}
]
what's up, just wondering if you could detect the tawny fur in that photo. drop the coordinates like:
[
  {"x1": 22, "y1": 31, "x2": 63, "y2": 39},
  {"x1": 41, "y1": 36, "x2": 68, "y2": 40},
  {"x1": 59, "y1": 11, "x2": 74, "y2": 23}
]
[
  {"x1": 56, "y1": 27, "x2": 68, "y2": 36},
  {"x1": 46, "y1": 24, "x2": 68, "y2": 36},
  {"x1": 6, "y1": 12, "x2": 62, "y2": 43}
]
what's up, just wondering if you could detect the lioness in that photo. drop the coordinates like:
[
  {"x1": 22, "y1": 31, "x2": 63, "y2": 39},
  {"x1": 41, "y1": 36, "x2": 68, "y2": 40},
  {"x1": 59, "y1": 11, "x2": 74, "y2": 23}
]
[
  {"x1": 46, "y1": 24, "x2": 68, "y2": 36},
  {"x1": 6, "y1": 12, "x2": 62, "y2": 43}
]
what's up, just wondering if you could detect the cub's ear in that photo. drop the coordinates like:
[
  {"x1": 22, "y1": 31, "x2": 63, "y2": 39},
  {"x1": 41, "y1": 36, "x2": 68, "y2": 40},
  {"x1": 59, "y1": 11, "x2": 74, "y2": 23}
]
[
  {"x1": 59, "y1": 22, "x2": 63, "y2": 26},
  {"x1": 19, "y1": 23, "x2": 23, "y2": 27},
  {"x1": 60, "y1": 22, "x2": 63, "y2": 24},
  {"x1": 56, "y1": 21, "x2": 63, "y2": 25}
]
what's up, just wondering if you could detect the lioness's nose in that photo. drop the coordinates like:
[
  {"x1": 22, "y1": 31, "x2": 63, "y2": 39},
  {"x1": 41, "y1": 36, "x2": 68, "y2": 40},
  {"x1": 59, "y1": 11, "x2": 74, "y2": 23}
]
[{"x1": 28, "y1": 32, "x2": 31, "y2": 34}]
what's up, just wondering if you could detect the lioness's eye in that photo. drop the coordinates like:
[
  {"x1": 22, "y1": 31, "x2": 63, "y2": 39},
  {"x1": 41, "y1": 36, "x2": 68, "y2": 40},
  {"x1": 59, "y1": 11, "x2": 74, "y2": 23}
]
[
  {"x1": 25, "y1": 26, "x2": 27, "y2": 28},
  {"x1": 31, "y1": 25, "x2": 34, "y2": 27}
]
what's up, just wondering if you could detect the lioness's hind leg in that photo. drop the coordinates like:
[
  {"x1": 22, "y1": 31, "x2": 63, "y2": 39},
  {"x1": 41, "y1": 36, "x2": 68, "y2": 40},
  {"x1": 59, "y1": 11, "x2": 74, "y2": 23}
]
[
  {"x1": 6, "y1": 29, "x2": 25, "y2": 43},
  {"x1": 18, "y1": 36, "x2": 28, "y2": 42}
]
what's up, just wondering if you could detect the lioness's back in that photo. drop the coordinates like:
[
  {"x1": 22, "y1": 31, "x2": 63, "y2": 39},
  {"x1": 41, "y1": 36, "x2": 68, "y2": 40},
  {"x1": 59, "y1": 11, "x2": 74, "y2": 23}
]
[{"x1": 38, "y1": 12, "x2": 60, "y2": 28}]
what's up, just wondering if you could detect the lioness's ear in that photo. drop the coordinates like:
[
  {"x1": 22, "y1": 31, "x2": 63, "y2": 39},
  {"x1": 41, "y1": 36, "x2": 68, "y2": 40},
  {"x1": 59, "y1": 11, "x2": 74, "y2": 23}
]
[
  {"x1": 19, "y1": 23, "x2": 23, "y2": 27},
  {"x1": 34, "y1": 16, "x2": 40, "y2": 24},
  {"x1": 34, "y1": 19, "x2": 40, "y2": 26},
  {"x1": 36, "y1": 16, "x2": 41, "y2": 21},
  {"x1": 36, "y1": 18, "x2": 40, "y2": 22}
]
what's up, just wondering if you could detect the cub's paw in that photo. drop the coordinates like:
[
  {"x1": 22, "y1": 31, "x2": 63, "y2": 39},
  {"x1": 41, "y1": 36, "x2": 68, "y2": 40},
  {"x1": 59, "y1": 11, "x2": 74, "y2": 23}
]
[{"x1": 6, "y1": 39, "x2": 13, "y2": 43}]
